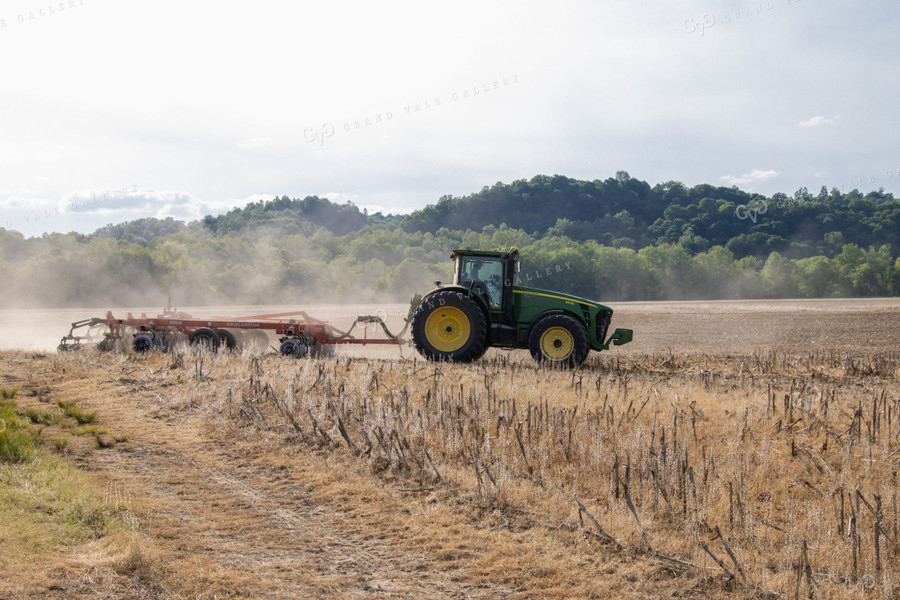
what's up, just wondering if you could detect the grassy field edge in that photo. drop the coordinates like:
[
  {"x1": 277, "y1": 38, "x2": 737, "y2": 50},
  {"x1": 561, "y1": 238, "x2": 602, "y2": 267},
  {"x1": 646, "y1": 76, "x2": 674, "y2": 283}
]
[{"x1": 0, "y1": 384, "x2": 161, "y2": 599}]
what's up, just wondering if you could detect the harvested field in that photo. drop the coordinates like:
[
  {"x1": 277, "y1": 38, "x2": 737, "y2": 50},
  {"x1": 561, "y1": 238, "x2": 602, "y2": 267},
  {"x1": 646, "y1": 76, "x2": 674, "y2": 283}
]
[{"x1": 1, "y1": 299, "x2": 899, "y2": 599}]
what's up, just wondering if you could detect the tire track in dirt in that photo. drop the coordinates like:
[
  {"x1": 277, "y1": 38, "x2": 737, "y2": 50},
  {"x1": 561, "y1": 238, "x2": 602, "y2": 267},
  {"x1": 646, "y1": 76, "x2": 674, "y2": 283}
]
[{"x1": 80, "y1": 375, "x2": 515, "y2": 599}]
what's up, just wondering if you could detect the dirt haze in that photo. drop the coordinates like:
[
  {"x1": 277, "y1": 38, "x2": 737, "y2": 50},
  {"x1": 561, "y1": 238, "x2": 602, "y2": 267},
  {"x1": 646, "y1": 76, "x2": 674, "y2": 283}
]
[{"x1": 3, "y1": 297, "x2": 898, "y2": 354}]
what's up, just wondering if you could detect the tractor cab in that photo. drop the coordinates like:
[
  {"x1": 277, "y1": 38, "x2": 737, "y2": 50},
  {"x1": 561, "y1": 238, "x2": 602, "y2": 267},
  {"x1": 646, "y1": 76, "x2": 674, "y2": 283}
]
[{"x1": 451, "y1": 248, "x2": 519, "y2": 312}]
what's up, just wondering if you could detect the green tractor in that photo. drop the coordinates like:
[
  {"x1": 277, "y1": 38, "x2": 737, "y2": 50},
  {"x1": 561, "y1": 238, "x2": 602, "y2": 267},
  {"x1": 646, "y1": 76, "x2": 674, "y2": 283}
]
[{"x1": 410, "y1": 247, "x2": 632, "y2": 367}]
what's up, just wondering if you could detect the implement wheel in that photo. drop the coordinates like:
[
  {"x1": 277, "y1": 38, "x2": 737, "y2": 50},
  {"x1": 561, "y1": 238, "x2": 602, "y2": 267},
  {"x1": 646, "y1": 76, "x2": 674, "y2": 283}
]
[
  {"x1": 528, "y1": 314, "x2": 589, "y2": 368},
  {"x1": 132, "y1": 334, "x2": 154, "y2": 353},
  {"x1": 280, "y1": 339, "x2": 300, "y2": 357},
  {"x1": 280, "y1": 337, "x2": 310, "y2": 358},
  {"x1": 243, "y1": 330, "x2": 270, "y2": 354},
  {"x1": 189, "y1": 327, "x2": 220, "y2": 351},
  {"x1": 216, "y1": 329, "x2": 237, "y2": 351},
  {"x1": 411, "y1": 290, "x2": 487, "y2": 362}
]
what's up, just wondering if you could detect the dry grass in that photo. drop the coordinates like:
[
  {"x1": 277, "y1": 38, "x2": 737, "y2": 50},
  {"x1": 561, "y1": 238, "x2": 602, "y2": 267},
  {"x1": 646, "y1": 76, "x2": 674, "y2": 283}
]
[
  {"x1": 210, "y1": 347, "x2": 900, "y2": 599},
  {"x1": 1, "y1": 300, "x2": 899, "y2": 598}
]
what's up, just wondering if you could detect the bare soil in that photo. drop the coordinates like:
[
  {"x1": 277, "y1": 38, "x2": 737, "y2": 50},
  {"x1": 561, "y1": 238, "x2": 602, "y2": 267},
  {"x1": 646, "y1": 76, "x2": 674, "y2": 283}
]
[
  {"x1": 6, "y1": 297, "x2": 899, "y2": 355},
  {"x1": 610, "y1": 297, "x2": 900, "y2": 353}
]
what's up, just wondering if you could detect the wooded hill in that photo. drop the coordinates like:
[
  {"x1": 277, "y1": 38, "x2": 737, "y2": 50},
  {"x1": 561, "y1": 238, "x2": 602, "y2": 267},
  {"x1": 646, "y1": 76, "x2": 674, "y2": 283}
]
[{"x1": 1, "y1": 173, "x2": 898, "y2": 307}]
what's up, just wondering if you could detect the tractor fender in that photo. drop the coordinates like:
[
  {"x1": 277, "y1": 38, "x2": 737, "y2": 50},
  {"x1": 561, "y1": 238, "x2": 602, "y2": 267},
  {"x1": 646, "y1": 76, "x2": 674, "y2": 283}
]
[{"x1": 418, "y1": 285, "x2": 490, "y2": 314}]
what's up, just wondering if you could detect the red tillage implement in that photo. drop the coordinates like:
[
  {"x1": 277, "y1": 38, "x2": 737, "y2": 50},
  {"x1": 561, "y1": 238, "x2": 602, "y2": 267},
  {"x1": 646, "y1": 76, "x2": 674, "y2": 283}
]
[{"x1": 58, "y1": 302, "x2": 411, "y2": 357}]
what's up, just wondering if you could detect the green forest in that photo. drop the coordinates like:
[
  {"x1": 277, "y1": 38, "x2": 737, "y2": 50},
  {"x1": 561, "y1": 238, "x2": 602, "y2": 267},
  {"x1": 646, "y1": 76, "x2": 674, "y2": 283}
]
[{"x1": 1, "y1": 172, "x2": 898, "y2": 308}]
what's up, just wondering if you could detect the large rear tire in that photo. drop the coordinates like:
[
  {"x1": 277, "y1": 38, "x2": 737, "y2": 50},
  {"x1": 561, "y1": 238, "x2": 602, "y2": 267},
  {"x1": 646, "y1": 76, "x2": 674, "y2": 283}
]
[
  {"x1": 528, "y1": 314, "x2": 590, "y2": 368},
  {"x1": 411, "y1": 290, "x2": 487, "y2": 362}
]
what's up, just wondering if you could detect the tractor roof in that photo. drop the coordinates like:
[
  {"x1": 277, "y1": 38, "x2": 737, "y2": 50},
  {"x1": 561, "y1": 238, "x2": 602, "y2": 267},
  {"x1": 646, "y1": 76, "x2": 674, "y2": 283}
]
[{"x1": 450, "y1": 247, "x2": 518, "y2": 259}]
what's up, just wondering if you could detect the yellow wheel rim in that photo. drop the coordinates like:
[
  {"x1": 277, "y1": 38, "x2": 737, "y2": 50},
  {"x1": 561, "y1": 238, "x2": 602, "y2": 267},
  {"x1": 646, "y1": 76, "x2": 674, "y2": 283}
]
[
  {"x1": 424, "y1": 307, "x2": 471, "y2": 352},
  {"x1": 539, "y1": 326, "x2": 574, "y2": 361}
]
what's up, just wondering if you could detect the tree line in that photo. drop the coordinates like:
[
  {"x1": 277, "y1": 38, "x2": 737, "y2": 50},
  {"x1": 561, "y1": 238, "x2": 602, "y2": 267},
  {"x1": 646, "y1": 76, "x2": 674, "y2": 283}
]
[
  {"x1": 0, "y1": 173, "x2": 898, "y2": 308},
  {"x1": 401, "y1": 172, "x2": 899, "y2": 260}
]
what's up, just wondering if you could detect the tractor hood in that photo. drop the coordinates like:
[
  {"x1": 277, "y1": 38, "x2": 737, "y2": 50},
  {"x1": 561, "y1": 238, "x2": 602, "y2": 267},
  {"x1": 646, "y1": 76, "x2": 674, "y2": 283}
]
[
  {"x1": 511, "y1": 285, "x2": 630, "y2": 351},
  {"x1": 511, "y1": 286, "x2": 613, "y2": 313}
]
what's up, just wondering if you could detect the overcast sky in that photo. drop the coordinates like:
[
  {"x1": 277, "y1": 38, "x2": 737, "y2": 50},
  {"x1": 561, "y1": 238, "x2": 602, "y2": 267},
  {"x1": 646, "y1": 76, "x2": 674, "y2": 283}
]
[{"x1": 1, "y1": 0, "x2": 898, "y2": 237}]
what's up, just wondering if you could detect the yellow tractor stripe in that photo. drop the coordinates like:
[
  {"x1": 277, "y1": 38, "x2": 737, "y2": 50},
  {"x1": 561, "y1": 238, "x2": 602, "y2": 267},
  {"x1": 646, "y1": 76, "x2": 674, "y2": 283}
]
[{"x1": 513, "y1": 289, "x2": 599, "y2": 308}]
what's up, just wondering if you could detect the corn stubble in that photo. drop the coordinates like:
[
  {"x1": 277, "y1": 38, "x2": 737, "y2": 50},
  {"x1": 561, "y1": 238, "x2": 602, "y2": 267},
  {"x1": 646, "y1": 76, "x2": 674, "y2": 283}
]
[{"x1": 224, "y1": 348, "x2": 900, "y2": 599}]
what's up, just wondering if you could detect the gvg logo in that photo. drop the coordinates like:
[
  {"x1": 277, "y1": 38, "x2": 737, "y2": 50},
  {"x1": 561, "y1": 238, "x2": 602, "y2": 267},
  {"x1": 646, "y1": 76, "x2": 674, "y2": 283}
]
[
  {"x1": 684, "y1": 1, "x2": 785, "y2": 36},
  {"x1": 366, "y1": 307, "x2": 409, "y2": 332},
  {"x1": 683, "y1": 13, "x2": 715, "y2": 36},
  {"x1": 302, "y1": 122, "x2": 335, "y2": 147},
  {"x1": 735, "y1": 199, "x2": 768, "y2": 223}
]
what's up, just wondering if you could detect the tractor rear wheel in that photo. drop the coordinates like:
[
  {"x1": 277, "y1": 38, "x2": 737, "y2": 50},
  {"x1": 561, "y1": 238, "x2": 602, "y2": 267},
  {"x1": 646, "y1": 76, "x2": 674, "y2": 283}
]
[
  {"x1": 411, "y1": 291, "x2": 487, "y2": 362},
  {"x1": 528, "y1": 314, "x2": 590, "y2": 368}
]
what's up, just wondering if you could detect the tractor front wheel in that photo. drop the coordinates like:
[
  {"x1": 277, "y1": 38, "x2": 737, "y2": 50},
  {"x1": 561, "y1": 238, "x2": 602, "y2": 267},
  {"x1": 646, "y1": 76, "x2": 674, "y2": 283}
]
[
  {"x1": 411, "y1": 291, "x2": 487, "y2": 362},
  {"x1": 528, "y1": 314, "x2": 590, "y2": 368}
]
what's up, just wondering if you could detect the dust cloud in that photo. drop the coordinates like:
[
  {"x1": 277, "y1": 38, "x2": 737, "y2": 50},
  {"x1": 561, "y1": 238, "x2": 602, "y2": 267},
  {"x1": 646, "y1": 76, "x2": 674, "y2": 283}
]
[
  {"x1": 0, "y1": 304, "x2": 415, "y2": 354},
  {"x1": 2, "y1": 299, "x2": 898, "y2": 356},
  {"x1": 0, "y1": 224, "x2": 446, "y2": 312}
]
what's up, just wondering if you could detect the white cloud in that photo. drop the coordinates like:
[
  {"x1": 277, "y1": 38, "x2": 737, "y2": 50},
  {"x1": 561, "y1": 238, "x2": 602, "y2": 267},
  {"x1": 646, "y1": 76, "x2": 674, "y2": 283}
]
[
  {"x1": 361, "y1": 204, "x2": 412, "y2": 216},
  {"x1": 1, "y1": 2, "x2": 898, "y2": 237},
  {"x1": 322, "y1": 192, "x2": 363, "y2": 205},
  {"x1": 238, "y1": 138, "x2": 275, "y2": 149},
  {"x1": 720, "y1": 169, "x2": 781, "y2": 186},
  {"x1": 799, "y1": 115, "x2": 839, "y2": 128},
  {"x1": 0, "y1": 196, "x2": 37, "y2": 210},
  {"x1": 205, "y1": 195, "x2": 271, "y2": 214}
]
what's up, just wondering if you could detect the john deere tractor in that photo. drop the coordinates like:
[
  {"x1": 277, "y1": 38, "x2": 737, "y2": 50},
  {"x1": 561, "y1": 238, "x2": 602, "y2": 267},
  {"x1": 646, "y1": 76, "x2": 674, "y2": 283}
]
[{"x1": 410, "y1": 248, "x2": 632, "y2": 367}]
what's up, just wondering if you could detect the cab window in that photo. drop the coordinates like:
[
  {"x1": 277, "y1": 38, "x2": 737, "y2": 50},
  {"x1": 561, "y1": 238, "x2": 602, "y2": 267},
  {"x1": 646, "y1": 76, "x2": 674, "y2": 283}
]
[{"x1": 458, "y1": 257, "x2": 503, "y2": 309}]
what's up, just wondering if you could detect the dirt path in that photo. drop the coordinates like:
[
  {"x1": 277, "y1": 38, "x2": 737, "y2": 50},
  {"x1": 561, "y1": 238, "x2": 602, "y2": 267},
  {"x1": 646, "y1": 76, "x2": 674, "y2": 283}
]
[
  {"x1": 89, "y1": 431, "x2": 508, "y2": 599},
  {"x1": 61, "y1": 365, "x2": 519, "y2": 599}
]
